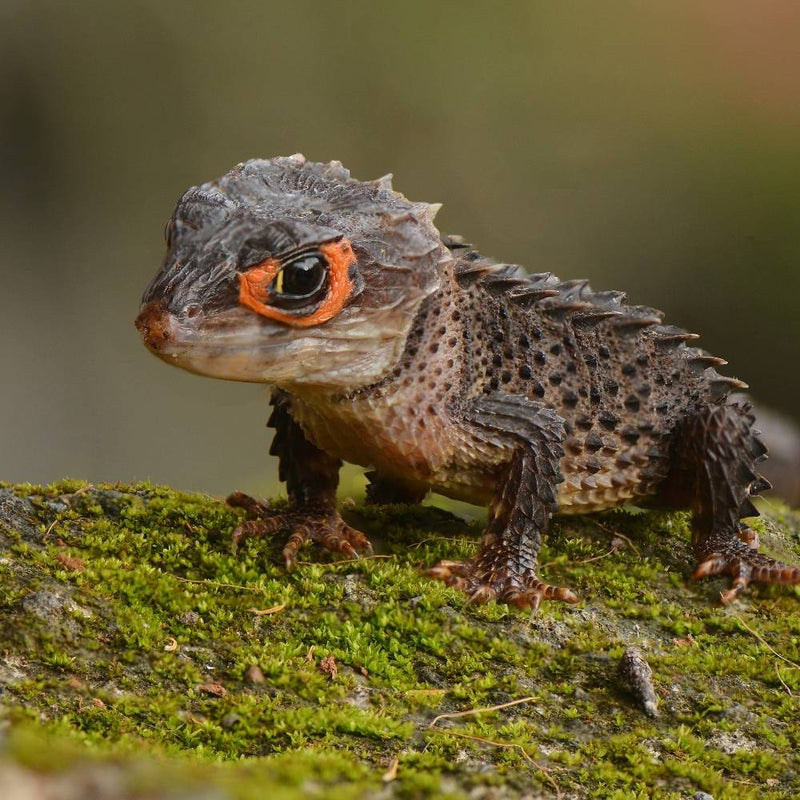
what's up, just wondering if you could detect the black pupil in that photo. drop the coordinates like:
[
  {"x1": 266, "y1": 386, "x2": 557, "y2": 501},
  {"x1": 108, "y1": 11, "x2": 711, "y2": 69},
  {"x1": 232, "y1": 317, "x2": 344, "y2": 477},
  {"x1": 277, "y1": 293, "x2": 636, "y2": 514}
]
[{"x1": 275, "y1": 255, "x2": 326, "y2": 298}]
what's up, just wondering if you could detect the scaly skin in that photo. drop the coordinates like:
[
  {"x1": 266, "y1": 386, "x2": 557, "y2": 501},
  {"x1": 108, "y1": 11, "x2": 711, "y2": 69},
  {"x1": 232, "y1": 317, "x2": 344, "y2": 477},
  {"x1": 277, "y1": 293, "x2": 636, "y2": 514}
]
[{"x1": 135, "y1": 155, "x2": 800, "y2": 609}]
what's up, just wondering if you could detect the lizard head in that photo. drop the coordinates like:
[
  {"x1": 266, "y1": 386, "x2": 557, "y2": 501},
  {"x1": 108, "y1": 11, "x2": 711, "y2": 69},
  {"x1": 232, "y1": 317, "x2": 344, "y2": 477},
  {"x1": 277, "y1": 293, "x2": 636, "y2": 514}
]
[{"x1": 135, "y1": 155, "x2": 446, "y2": 390}]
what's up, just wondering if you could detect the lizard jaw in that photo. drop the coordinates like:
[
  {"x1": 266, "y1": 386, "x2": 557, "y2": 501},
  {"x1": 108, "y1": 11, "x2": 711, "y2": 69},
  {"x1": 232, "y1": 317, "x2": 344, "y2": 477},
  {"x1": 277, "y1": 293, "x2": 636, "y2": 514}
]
[
  {"x1": 135, "y1": 299, "x2": 299, "y2": 383},
  {"x1": 134, "y1": 298, "x2": 414, "y2": 388}
]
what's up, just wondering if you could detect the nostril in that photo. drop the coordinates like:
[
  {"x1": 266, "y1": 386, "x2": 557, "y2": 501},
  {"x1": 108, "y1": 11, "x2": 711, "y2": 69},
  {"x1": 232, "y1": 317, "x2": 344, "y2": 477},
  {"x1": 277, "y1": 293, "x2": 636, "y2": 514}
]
[
  {"x1": 185, "y1": 305, "x2": 200, "y2": 319},
  {"x1": 135, "y1": 300, "x2": 176, "y2": 352}
]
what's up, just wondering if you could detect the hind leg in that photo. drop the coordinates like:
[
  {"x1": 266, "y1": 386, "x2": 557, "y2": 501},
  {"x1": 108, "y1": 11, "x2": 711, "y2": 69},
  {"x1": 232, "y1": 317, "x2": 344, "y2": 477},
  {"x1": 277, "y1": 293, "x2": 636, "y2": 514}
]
[{"x1": 669, "y1": 402, "x2": 800, "y2": 602}]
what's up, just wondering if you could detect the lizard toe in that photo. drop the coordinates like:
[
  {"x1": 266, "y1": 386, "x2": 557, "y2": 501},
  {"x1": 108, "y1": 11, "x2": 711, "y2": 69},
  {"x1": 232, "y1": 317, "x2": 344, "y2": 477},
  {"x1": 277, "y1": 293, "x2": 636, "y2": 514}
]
[
  {"x1": 231, "y1": 515, "x2": 291, "y2": 551},
  {"x1": 425, "y1": 559, "x2": 473, "y2": 578},
  {"x1": 227, "y1": 492, "x2": 373, "y2": 568},
  {"x1": 226, "y1": 490, "x2": 272, "y2": 516},
  {"x1": 282, "y1": 525, "x2": 311, "y2": 569},
  {"x1": 424, "y1": 558, "x2": 577, "y2": 609},
  {"x1": 508, "y1": 580, "x2": 578, "y2": 610},
  {"x1": 422, "y1": 560, "x2": 470, "y2": 589},
  {"x1": 341, "y1": 525, "x2": 374, "y2": 556},
  {"x1": 467, "y1": 583, "x2": 498, "y2": 604},
  {"x1": 306, "y1": 517, "x2": 372, "y2": 561},
  {"x1": 693, "y1": 538, "x2": 800, "y2": 603},
  {"x1": 315, "y1": 528, "x2": 360, "y2": 560}
]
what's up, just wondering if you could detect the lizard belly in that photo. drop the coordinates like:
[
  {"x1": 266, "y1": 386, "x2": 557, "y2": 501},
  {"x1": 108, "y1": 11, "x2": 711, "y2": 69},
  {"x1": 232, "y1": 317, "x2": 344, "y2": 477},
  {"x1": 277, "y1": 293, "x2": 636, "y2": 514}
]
[
  {"x1": 287, "y1": 396, "x2": 664, "y2": 512},
  {"x1": 555, "y1": 437, "x2": 670, "y2": 512},
  {"x1": 431, "y1": 441, "x2": 659, "y2": 512},
  {"x1": 288, "y1": 395, "x2": 457, "y2": 487},
  {"x1": 556, "y1": 456, "x2": 641, "y2": 512}
]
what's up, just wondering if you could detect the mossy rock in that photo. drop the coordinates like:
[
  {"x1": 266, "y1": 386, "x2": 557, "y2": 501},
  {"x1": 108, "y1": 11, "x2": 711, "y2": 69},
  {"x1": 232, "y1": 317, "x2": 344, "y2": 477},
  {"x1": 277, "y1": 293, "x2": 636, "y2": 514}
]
[{"x1": 1, "y1": 481, "x2": 799, "y2": 799}]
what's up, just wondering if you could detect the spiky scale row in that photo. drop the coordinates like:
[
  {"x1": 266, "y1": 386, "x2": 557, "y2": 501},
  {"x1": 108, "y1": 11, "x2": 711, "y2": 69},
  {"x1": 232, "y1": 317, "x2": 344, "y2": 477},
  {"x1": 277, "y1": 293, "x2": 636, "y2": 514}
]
[{"x1": 447, "y1": 240, "x2": 747, "y2": 409}]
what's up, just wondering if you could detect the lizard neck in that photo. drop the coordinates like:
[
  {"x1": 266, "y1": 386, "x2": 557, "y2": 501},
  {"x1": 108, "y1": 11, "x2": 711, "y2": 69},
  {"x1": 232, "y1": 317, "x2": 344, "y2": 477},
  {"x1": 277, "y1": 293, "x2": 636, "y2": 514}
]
[{"x1": 283, "y1": 266, "x2": 470, "y2": 481}]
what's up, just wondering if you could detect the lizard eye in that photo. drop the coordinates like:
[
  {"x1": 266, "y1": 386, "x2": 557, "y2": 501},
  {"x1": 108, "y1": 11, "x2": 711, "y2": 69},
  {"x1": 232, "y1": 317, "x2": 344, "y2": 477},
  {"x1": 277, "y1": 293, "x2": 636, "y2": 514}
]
[
  {"x1": 267, "y1": 253, "x2": 328, "y2": 309},
  {"x1": 237, "y1": 237, "x2": 357, "y2": 328}
]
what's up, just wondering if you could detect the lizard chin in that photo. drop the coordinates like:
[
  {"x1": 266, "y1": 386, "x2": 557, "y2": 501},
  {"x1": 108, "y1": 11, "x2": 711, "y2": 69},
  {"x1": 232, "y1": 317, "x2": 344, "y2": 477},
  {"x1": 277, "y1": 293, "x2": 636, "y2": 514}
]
[{"x1": 135, "y1": 299, "x2": 417, "y2": 391}]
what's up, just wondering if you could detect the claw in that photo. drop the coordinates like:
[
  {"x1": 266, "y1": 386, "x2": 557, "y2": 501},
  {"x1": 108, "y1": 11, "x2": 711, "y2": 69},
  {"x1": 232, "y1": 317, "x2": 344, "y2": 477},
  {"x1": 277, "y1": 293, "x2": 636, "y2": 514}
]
[
  {"x1": 360, "y1": 539, "x2": 374, "y2": 557},
  {"x1": 692, "y1": 541, "x2": 800, "y2": 603},
  {"x1": 516, "y1": 582, "x2": 579, "y2": 610},
  {"x1": 342, "y1": 526, "x2": 374, "y2": 556},
  {"x1": 720, "y1": 577, "x2": 749, "y2": 604},
  {"x1": 468, "y1": 584, "x2": 498, "y2": 604},
  {"x1": 423, "y1": 562, "x2": 467, "y2": 589},
  {"x1": 336, "y1": 539, "x2": 360, "y2": 560},
  {"x1": 548, "y1": 585, "x2": 579, "y2": 604},
  {"x1": 424, "y1": 558, "x2": 576, "y2": 610},
  {"x1": 282, "y1": 528, "x2": 307, "y2": 569},
  {"x1": 227, "y1": 491, "x2": 374, "y2": 567}
]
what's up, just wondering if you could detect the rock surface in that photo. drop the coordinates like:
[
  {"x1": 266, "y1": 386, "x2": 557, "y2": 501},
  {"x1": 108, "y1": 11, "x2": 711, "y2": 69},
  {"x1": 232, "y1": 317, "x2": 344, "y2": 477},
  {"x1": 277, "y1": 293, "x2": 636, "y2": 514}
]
[{"x1": 1, "y1": 481, "x2": 799, "y2": 799}]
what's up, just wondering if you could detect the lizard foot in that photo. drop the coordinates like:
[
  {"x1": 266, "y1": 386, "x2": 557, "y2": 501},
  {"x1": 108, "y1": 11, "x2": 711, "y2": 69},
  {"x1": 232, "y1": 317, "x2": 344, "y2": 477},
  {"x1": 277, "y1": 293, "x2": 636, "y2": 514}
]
[
  {"x1": 226, "y1": 491, "x2": 372, "y2": 568},
  {"x1": 424, "y1": 559, "x2": 578, "y2": 610},
  {"x1": 692, "y1": 532, "x2": 800, "y2": 604}
]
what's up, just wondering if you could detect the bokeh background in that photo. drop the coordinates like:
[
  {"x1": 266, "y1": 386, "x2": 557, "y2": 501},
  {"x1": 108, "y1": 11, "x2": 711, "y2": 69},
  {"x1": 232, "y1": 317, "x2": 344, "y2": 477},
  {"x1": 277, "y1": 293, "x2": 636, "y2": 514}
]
[{"x1": 1, "y1": 1, "x2": 798, "y2": 498}]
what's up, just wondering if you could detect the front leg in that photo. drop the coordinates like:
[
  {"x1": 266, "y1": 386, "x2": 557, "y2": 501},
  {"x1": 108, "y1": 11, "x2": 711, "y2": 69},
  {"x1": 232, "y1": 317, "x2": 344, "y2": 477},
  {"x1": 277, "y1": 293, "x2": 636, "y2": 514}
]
[
  {"x1": 427, "y1": 395, "x2": 578, "y2": 609},
  {"x1": 227, "y1": 391, "x2": 372, "y2": 567}
]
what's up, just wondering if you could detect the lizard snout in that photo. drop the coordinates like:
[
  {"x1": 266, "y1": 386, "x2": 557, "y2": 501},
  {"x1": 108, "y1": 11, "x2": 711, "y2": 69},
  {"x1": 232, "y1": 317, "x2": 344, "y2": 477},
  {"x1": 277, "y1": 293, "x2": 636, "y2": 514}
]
[{"x1": 135, "y1": 300, "x2": 177, "y2": 354}]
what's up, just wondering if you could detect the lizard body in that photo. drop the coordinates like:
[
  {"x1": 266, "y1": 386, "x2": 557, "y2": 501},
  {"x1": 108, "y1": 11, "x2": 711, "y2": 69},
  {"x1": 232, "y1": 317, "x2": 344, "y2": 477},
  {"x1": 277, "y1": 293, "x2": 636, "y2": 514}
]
[{"x1": 136, "y1": 155, "x2": 800, "y2": 608}]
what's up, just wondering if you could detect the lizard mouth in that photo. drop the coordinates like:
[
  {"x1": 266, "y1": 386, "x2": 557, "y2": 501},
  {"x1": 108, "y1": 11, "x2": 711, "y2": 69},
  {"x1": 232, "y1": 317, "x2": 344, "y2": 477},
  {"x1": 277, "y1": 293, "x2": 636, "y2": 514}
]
[
  {"x1": 134, "y1": 294, "x2": 421, "y2": 389},
  {"x1": 134, "y1": 298, "x2": 375, "y2": 386},
  {"x1": 135, "y1": 299, "x2": 289, "y2": 382}
]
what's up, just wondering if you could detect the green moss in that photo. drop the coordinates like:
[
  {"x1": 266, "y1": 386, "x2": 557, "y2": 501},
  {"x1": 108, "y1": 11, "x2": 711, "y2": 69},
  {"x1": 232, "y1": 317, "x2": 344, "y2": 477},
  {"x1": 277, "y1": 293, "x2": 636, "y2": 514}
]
[{"x1": 1, "y1": 481, "x2": 800, "y2": 798}]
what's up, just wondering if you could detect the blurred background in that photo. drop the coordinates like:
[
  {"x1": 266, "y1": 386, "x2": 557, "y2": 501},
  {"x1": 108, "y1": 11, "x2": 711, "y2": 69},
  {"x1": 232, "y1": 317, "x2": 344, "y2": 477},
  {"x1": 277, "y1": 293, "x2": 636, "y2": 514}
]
[{"x1": 1, "y1": 1, "x2": 798, "y2": 499}]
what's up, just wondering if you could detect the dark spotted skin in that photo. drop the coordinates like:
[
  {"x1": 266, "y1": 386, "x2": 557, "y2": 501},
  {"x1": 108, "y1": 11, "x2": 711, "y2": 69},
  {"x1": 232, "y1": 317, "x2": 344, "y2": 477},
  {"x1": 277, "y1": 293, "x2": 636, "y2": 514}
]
[
  {"x1": 136, "y1": 157, "x2": 800, "y2": 609},
  {"x1": 245, "y1": 245, "x2": 799, "y2": 608}
]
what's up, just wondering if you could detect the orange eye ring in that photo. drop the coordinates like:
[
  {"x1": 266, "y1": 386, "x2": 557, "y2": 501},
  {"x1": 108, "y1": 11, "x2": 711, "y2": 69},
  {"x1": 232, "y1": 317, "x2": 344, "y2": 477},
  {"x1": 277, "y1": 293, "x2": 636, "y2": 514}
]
[{"x1": 237, "y1": 238, "x2": 356, "y2": 328}]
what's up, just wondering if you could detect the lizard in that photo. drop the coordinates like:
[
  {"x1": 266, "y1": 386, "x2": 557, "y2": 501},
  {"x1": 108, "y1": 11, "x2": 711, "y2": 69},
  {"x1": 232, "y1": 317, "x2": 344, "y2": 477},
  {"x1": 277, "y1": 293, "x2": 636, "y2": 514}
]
[{"x1": 135, "y1": 154, "x2": 800, "y2": 609}]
